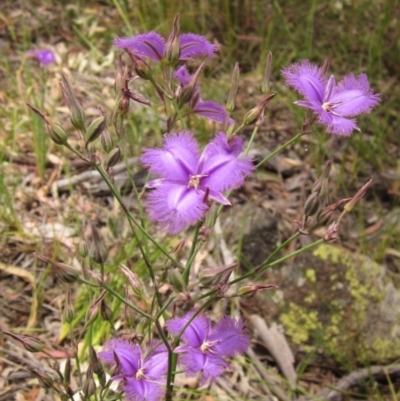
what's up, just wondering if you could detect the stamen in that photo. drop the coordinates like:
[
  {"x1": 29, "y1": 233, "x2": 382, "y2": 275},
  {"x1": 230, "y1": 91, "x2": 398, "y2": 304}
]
[
  {"x1": 136, "y1": 368, "x2": 145, "y2": 379},
  {"x1": 188, "y1": 174, "x2": 208, "y2": 189}
]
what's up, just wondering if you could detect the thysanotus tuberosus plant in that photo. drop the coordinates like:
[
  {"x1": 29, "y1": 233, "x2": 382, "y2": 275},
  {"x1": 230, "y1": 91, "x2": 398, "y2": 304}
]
[{"x1": 15, "y1": 13, "x2": 380, "y2": 401}]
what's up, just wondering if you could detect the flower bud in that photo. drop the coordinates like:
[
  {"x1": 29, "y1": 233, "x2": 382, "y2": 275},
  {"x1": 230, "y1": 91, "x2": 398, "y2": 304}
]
[
  {"x1": 78, "y1": 241, "x2": 88, "y2": 258},
  {"x1": 26, "y1": 103, "x2": 68, "y2": 146},
  {"x1": 100, "y1": 129, "x2": 114, "y2": 153},
  {"x1": 226, "y1": 62, "x2": 240, "y2": 112},
  {"x1": 168, "y1": 268, "x2": 185, "y2": 293},
  {"x1": 82, "y1": 367, "x2": 96, "y2": 398},
  {"x1": 100, "y1": 299, "x2": 112, "y2": 322},
  {"x1": 60, "y1": 74, "x2": 86, "y2": 131},
  {"x1": 114, "y1": 54, "x2": 125, "y2": 96},
  {"x1": 324, "y1": 221, "x2": 339, "y2": 241},
  {"x1": 63, "y1": 289, "x2": 75, "y2": 324},
  {"x1": 238, "y1": 283, "x2": 278, "y2": 297},
  {"x1": 166, "y1": 14, "x2": 181, "y2": 66},
  {"x1": 304, "y1": 191, "x2": 321, "y2": 217},
  {"x1": 63, "y1": 358, "x2": 71, "y2": 387},
  {"x1": 27, "y1": 368, "x2": 54, "y2": 389},
  {"x1": 120, "y1": 264, "x2": 141, "y2": 293},
  {"x1": 4, "y1": 332, "x2": 43, "y2": 353},
  {"x1": 126, "y1": 49, "x2": 153, "y2": 80},
  {"x1": 85, "y1": 116, "x2": 106, "y2": 145},
  {"x1": 106, "y1": 147, "x2": 121, "y2": 169},
  {"x1": 242, "y1": 93, "x2": 276, "y2": 126},
  {"x1": 344, "y1": 177, "x2": 373, "y2": 213},
  {"x1": 34, "y1": 252, "x2": 79, "y2": 283},
  {"x1": 85, "y1": 291, "x2": 106, "y2": 326},
  {"x1": 87, "y1": 224, "x2": 109, "y2": 265},
  {"x1": 46, "y1": 118, "x2": 68, "y2": 145},
  {"x1": 177, "y1": 62, "x2": 204, "y2": 108},
  {"x1": 312, "y1": 158, "x2": 332, "y2": 194},
  {"x1": 261, "y1": 51, "x2": 273, "y2": 93}
]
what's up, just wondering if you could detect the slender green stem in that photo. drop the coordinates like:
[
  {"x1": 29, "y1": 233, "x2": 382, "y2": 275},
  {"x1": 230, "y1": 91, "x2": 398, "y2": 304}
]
[
  {"x1": 102, "y1": 283, "x2": 151, "y2": 319},
  {"x1": 245, "y1": 125, "x2": 259, "y2": 155},
  {"x1": 94, "y1": 164, "x2": 183, "y2": 269},
  {"x1": 261, "y1": 232, "x2": 300, "y2": 266},
  {"x1": 195, "y1": 236, "x2": 324, "y2": 302},
  {"x1": 182, "y1": 225, "x2": 201, "y2": 285},
  {"x1": 231, "y1": 238, "x2": 324, "y2": 284},
  {"x1": 256, "y1": 132, "x2": 301, "y2": 168},
  {"x1": 171, "y1": 99, "x2": 186, "y2": 130}
]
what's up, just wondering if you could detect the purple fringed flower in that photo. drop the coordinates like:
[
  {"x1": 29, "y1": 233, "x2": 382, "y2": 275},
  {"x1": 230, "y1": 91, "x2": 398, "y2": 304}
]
[
  {"x1": 141, "y1": 131, "x2": 253, "y2": 234},
  {"x1": 27, "y1": 49, "x2": 55, "y2": 66},
  {"x1": 174, "y1": 66, "x2": 234, "y2": 126},
  {"x1": 166, "y1": 312, "x2": 249, "y2": 384},
  {"x1": 98, "y1": 339, "x2": 168, "y2": 401},
  {"x1": 282, "y1": 60, "x2": 380, "y2": 136},
  {"x1": 114, "y1": 31, "x2": 218, "y2": 61},
  {"x1": 179, "y1": 33, "x2": 220, "y2": 60}
]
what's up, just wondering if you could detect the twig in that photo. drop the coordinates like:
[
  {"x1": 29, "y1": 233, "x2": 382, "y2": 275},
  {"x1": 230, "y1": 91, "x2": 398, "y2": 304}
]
[{"x1": 300, "y1": 364, "x2": 400, "y2": 401}]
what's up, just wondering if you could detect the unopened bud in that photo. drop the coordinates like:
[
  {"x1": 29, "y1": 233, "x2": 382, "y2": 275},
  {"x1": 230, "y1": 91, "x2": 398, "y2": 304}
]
[
  {"x1": 324, "y1": 221, "x2": 339, "y2": 241},
  {"x1": 63, "y1": 289, "x2": 75, "y2": 324},
  {"x1": 178, "y1": 62, "x2": 204, "y2": 107},
  {"x1": 312, "y1": 158, "x2": 332, "y2": 194},
  {"x1": 226, "y1": 62, "x2": 240, "y2": 112},
  {"x1": 114, "y1": 55, "x2": 125, "y2": 96},
  {"x1": 46, "y1": 118, "x2": 68, "y2": 145},
  {"x1": 85, "y1": 116, "x2": 106, "y2": 145},
  {"x1": 101, "y1": 129, "x2": 114, "y2": 153},
  {"x1": 243, "y1": 93, "x2": 276, "y2": 126},
  {"x1": 87, "y1": 224, "x2": 109, "y2": 265},
  {"x1": 60, "y1": 74, "x2": 86, "y2": 131},
  {"x1": 166, "y1": 14, "x2": 181, "y2": 66},
  {"x1": 27, "y1": 104, "x2": 68, "y2": 146},
  {"x1": 63, "y1": 358, "x2": 71, "y2": 387},
  {"x1": 89, "y1": 347, "x2": 106, "y2": 387},
  {"x1": 83, "y1": 367, "x2": 96, "y2": 398},
  {"x1": 261, "y1": 51, "x2": 273, "y2": 93},
  {"x1": 106, "y1": 147, "x2": 121, "y2": 169},
  {"x1": 344, "y1": 177, "x2": 373, "y2": 213},
  {"x1": 4, "y1": 332, "x2": 43, "y2": 353},
  {"x1": 168, "y1": 268, "x2": 185, "y2": 293},
  {"x1": 90, "y1": 346, "x2": 104, "y2": 376},
  {"x1": 27, "y1": 368, "x2": 54, "y2": 389},
  {"x1": 304, "y1": 191, "x2": 321, "y2": 217},
  {"x1": 118, "y1": 95, "x2": 130, "y2": 116},
  {"x1": 126, "y1": 49, "x2": 153, "y2": 80},
  {"x1": 302, "y1": 109, "x2": 317, "y2": 133},
  {"x1": 85, "y1": 291, "x2": 106, "y2": 326},
  {"x1": 238, "y1": 283, "x2": 278, "y2": 297},
  {"x1": 321, "y1": 58, "x2": 330, "y2": 75},
  {"x1": 100, "y1": 300, "x2": 112, "y2": 322},
  {"x1": 78, "y1": 241, "x2": 88, "y2": 258},
  {"x1": 120, "y1": 264, "x2": 141, "y2": 292},
  {"x1": 34, "y1": 253, "x2": 79, "y2": 283}
]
